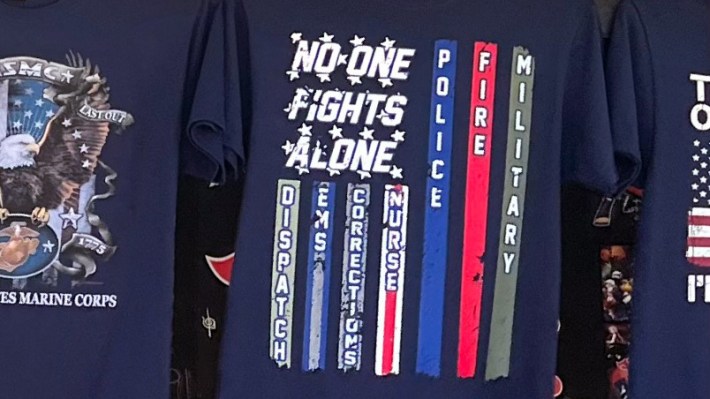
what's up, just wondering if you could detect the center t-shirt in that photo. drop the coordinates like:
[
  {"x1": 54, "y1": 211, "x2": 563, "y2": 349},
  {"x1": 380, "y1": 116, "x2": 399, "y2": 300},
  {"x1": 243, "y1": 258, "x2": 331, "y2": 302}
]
[
  {"x1": 0, "y1": 0, "x2": 238, "y2": 398},
  {"x1": 219, "y1": 0, "x2": 637, "y2": 398}
]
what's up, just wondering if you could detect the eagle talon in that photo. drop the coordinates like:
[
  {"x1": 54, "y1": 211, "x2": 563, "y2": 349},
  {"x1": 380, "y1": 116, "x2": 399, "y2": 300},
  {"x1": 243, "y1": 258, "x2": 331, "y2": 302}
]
[
  {"x1": 0, "y1": 209, "x2": 8, "y2": 223},
  {"x1": 31, "y1": 207, "x2": 49, "y2": 227}
]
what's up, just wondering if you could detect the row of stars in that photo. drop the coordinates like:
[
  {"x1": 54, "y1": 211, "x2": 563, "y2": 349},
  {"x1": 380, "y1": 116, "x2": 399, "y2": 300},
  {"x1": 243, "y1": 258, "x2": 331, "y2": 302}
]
[
  {"x1": 64, "y1": 120, "x2": 94, "y2": 169},
  {"x1": 290, "y1": 32, "x2": 396, "y2": 49},
  {"x1": 286, "y1": 68, "x2": 394, "y2": 88},
  {"x1": 292, "y1": 164, "x2": 404, "y2": 180},
  {"x1": 12, "y1": 108, "x2": 55, "y2": 119},
  {"x1": 285, "y1": 123, "x2": 406, "y2": 142}
]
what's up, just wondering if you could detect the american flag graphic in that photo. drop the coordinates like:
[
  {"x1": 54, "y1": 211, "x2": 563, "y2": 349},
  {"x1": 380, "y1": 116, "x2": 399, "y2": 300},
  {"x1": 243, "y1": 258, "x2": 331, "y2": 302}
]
[{"x1": 687, "y1": 139, "x2": 710, "y2": 267}]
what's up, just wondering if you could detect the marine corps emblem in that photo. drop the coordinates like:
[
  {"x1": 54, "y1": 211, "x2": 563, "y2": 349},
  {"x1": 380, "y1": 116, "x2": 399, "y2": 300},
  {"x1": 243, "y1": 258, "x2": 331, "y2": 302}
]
[{"x1": 0, "y1": 52, "x2": 133, "y2": 280}]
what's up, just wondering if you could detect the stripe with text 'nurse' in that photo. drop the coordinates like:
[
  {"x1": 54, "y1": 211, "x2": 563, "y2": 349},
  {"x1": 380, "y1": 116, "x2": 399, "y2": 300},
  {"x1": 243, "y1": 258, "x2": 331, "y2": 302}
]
[
  {"x1": 458, "y1": 41, "x2": 498, "y2": 379},
  {"x1": 375, "y1": 184, "x2": 410, "y2": 376},
  {"x1": 302, "y1": 181, "x2": 336, "y2": 371},
  {"x1": 338, "y1": 183, "x2": 371, "y2": 371},
  {"x1": 417, "y1": 39, "x2": 458, "y2": 378},
  {"x1": 270, "y1": 179, "x2": 301, "y2": 368},
  {"x1": 486, "y1": 47, "x2": 535, "y2": 380}
]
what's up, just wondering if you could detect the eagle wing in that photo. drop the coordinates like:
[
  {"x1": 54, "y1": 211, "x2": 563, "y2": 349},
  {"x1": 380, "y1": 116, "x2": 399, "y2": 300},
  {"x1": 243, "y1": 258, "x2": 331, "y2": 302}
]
[{"x1": 33, "y1": 53, "x2": 112, "y2": 211}]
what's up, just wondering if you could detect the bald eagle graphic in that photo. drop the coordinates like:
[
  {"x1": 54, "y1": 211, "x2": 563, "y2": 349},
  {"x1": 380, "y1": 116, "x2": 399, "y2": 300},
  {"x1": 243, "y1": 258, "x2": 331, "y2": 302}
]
[{"x1": 0, "y1": 54, "x2": 127, "y2": 226}]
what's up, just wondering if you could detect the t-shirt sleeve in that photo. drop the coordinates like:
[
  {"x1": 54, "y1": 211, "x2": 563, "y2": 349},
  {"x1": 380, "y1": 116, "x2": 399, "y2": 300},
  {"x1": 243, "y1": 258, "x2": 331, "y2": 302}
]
[
  {"x1": 182, "y1": 0, "x2": 245, "y2": 184},
  {"x1": 560, "y1": 1, "x2": 641, "y2": 195},
  {"x1": 605, "y1": 0, "x2": 653, "y2": 189}
]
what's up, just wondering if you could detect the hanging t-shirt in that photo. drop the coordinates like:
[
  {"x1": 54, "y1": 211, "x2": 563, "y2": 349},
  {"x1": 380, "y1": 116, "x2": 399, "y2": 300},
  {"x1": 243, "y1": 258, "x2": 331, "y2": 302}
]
[
  {"x1": 0, "y1": 0, "x2": 239, "y2": 398},
  {"x1": 606, "y1": 0, "x2": 710, "y2": 397},
  {"x1": 219, "y1": 0, "x2": 636, "y2": 398}
]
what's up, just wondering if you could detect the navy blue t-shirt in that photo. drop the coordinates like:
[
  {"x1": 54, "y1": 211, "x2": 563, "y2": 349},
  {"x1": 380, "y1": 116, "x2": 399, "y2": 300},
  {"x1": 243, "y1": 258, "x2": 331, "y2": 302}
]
[
  {"x1": 607, "y1": 0, "x2": 710, "y2": 397},
  {"x1": 0, "y1": 0, "x2": 238, "y2": 398},
  {"x1": 219, "y1": 0, "x2": 635, "y2": 398}
]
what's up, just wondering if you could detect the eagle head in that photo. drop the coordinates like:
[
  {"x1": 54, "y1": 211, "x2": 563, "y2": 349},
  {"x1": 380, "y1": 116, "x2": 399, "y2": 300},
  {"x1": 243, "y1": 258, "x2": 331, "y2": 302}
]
[{"x1": 0, "y1": 134, "x2": 40, "y2": 170}]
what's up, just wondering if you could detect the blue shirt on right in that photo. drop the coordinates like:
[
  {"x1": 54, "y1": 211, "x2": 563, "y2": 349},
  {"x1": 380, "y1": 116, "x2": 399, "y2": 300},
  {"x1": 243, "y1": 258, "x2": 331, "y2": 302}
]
[{"x1": 607, "y1": 0, "x2": 710, "y2": 397}]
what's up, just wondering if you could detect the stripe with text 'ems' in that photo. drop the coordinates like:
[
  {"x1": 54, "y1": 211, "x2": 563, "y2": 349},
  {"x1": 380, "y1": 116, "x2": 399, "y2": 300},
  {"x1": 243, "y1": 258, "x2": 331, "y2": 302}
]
[
  {"x1": 375, "y1": 184, "x2": 410, "y2": 376},
  {"x1": 338, "y1": 184, "x2": 371, "y2": 372},
  {"x1": 486, "y1": 47, "x2": 535, "y2": 380},
  {"x1": 270, "y1": 179, "x2": 301, "y2": 369},
  {"x1": 417, "y1": 39, "x2": 458, "y2": 378},
  {"x1": 302, "y1": 181, "x2": 336, "y2": 371},
  {"x1": 457, "y1": 41, "x2": 498, "y2": 379}
]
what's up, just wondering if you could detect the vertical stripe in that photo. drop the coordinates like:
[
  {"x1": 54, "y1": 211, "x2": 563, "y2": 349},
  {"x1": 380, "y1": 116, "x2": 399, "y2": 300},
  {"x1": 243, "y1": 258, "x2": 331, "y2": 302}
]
[
  {"x1": 78, "y1": 177, "x2": 96, "y2": 233},
  {"x1": 457, "y1": 41, "x2": 499, "y2": 379},
  {"x1": 417, "y1": 40, "x2": 458, "y2": 377},
  {"x1": 486, "y1": 47, "x2": 535, "y2": 380},
  {"x1": 269, "y1": 179, "x2": 301, "y2": 368},
  {"x1": 302, "y1": 181, "x2": 336, "y2": 371},
  {"x1": 0, "y1": 80, "x2": 8, "y2": 140},
  {"x1": 375, "y1": 185, "x2": 410, "y2": 376},
  {"x1": 338, "y1": 184, "x2": 371, "y2": 371}
]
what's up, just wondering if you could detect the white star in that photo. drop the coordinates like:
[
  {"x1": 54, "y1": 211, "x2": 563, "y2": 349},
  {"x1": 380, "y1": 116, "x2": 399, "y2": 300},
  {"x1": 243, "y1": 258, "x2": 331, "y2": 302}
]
[
  {"x1": 290, "y1": 32, "x2": 303, "y2": 43},
  {"x1": 13, "y1": 99, "x2": 22, "y2": 107},
  {"x1": 350, "y1": 35, "x2": 365, "y2": 46},
  {"x1": 359, "y1": 127, "x2": 375, "y2": 140},
  {"x1": 347, "y1": 76, "x2": 362, "y2": 86},
  {"x1": 34, "y1": 122, "x2": 43, "y2": 129},
  {"x1": 24, "y1": 88, "x2": 34, "y2": 95},
  {"x1": 282, "y1": 140, "x2": 295, "y2": 155},
  {"x1": 298, "y1": 123, "x2": 313, "y2": 136},
  {"x1": 12, "y1": 121, "x2": 21, "y2": 129},
  {"x1": 391, "y1": 130, "x2": 406, "y2": 142},
  {"x1": 82, "y1": 160, "x2": 91, "y2": 169},
  {"x1": 702, "y1": 162, "x2": 708, "y2": 169},
  {"x1": 62, "y1": 118, "x2": 72, "y2": 127},
  {"x1": 45, "y1": 110, "x2": 55, "y2": 118},
  {"x1": 390, "y1": 166, "x2": 403, "y2": 179},
  {"x1": 42, "y1": 240, "x2": 56, "y2": 253},
  {"x1": 380, "y1": 37, "x2": 396, "y2": 49},
  {"x1": 694, "y1": 198, "x2": 700, "y2": 203},
  {"x1": 703, "y1": 148, "x2": 708, "y2": 155},
  {"x1": 61, "y1": 70, "x2": 74, "y2": 82},
  {"x1": 693, "y1": 169, "x2": 700, "y2": 176},
  {"x1": 702, "y1": 177, "x2": 708, "y2": 184},
  {"x1": 59, "y1": 207, "x2": 83, "y2": 229},
  {"x1": 72, "y1": 130, "x2": 82, "y2": 139},
  {"x1": 329, "y1": 125, "x2": 343, "y2": 140},
  {"x1": 24, "y1": 110, "x2": 32, "y2": 118},
  {"x1": 695, "y1": 140, "x2": 701, "y2": 147},
  {"x1": 694, "y1": 155, "x2": 701, "y2": 161},
  {"x1": 317, "y1": 73, "x2": 331, "y2": 83},
  {"x1": 286, "y1": 70, "x2": 300, "y2": 81},
  {"x1": 357, "y1": 170, "x2": 372, "y2": 180},
  {"x1": 338, "y1": 54, "x2": 349, "y2": 66},
  {"x1": 35, "y1": 99, "x2": 44, "y2": 107},
  {"x1": 693, "y1": 183, "x2": 700, "y2": 190},
  {"x1": 319, "y1": 32, "x2": 334, "y2": 43},
  {"x1": 379, "y1": 78, "x2": 393, "y2": 88},
  {"x1": 80, "y1": 144, "x2": 89, "y2": 154},
  {"x1": 701, "y1": 191, "x2": 707, "y2": 198},
  {"x1": 296, "y1": 165, "x2": 310, "y2": 175},
  {"x1": 12, "y1": 79, "x2": 21, "y2": 85},
  {"x1": 327, "y1": 168, "x2": 341, "y2": 177}
]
